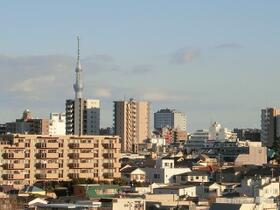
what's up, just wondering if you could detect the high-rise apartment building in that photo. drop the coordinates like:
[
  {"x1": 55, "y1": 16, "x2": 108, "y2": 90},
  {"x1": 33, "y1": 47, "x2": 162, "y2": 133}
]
[
  {"x1": 154, "y1": 109, "x2": 187, "y2": 131},
  {"x1": 261, "y1": 108, "x2": 280, "y2": 147},
  {"x1": 113, "y1": 99, "x2": 150, "y2": 153},
  {"x1": 65, "y1": 37, "x2": 100, "y2": 135},
  {"x1": 49, "y1": 113, "x2": 66, "y2": 135},
  {"x1": 0, "y1": 134, "x2": 121, "y2": 189}
]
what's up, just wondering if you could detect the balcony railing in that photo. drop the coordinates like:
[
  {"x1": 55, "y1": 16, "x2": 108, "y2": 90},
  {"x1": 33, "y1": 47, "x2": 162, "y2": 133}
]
[
  {"x1": 35, "y1": 153, "x2": 59, "y2": 159},
  {"x1": 35, "y1": 163, "x2": 59, "y2": 169},
  {"x1": 69, "y1": 163, "x2": 94, "y2": 169},
  {"x1": 68, "y1": 153, "x2": 94, "y2": 159},
  {"x1": 36, "y1": 142, "x2": 59, "y2": 148},
  {"x1": 3, "y1": 163, "x2": 24, "y2": 170},
  {"x1": 35, "y1": 173, "x2": 59, "y2": 179},
  {"x1": 69, "y1": 143, "x2": 94, "y2": 149},
  {"x1": 3, "y1": 153, "x2": 25, "y2": 159},
  {"x1": 2, "y1": 173, "x2": 25, "y2": 180}
]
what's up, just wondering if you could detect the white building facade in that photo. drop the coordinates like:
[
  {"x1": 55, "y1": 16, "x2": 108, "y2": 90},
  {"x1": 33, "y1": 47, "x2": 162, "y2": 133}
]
[{"x1": 49, "y1": 113, "x2": 66, "y2": 135}]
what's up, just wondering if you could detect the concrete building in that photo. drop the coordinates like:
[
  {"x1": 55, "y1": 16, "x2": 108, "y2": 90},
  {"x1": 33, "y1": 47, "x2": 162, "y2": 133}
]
[
  {"x1": 66, "y1": 99, "x2": 100, "y2": 135},
  {"x1": 49, "y1": 113, "x2": 66, "y2": 135},
  {"x1": 209, "y1": 122, "x2": 236, "y2": 141},
  {"x1": 234, "y1": 141, "x2": 267, "y2": 166},
  {"x1": 113, "y1": 98, "x2": 150, "y2": 153},
  {"x1": 261, "y1": 107, "x2": 280, "y2": 147},
  {"x1": 65, "y1": 37, "x2": 100, "y2": 136},
  {"x1": 4, "y1": 110, "x2": 49, "y2": 135},
  {"x1": 143, "y1": 158, "x2": 191, "y2": 184},
  {"x1": 233, "y1": 128, "x2": 261, "y2": 141},
  {"x1": 154, "y1": 109, "x2": 187, "y2": 131},
  {"x1": 0, "y1": 134, "x2": 121, "y2": 189}
]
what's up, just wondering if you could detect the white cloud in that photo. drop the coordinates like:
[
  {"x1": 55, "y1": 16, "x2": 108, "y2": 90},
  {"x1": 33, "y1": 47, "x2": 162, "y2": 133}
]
[
  {"x1": 10, "y1": 75, "x2": 56, "y2": 93},
  {"x1": 171, "y1": 48, "x2": 200, "y2": 64},
  {"x1": 94, "y1": 88, "x2": 111, "y2": 98},
  {"x1": 142, "y1": 90, "x2": 192, "y2": 102}
]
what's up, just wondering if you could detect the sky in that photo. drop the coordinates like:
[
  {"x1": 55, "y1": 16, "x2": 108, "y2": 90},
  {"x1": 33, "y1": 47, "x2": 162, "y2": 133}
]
[{"x1": 1, "y1": 1, "x2": 280, "y2": 131}]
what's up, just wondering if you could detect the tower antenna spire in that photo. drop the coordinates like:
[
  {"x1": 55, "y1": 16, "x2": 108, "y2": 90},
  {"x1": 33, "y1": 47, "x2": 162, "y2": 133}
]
[
  {"x1": 77, "y1": 36, "x2": 80, "y2": 61},
  {"x1": 73, "y1": 36, "x2": 83, "y2": 99}
]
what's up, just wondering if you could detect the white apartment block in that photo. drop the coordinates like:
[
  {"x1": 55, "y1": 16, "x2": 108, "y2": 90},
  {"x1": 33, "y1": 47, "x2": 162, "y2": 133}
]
[{"x1": 49, "y1": 113, "x2": 66, "y2": 135}]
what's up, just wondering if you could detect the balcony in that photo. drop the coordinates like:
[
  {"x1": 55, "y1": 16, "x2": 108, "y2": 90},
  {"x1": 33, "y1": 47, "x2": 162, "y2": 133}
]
[
  {"x1": 36, "y1": 142, "x2": 59, "y2": 148},
  {"x1": 2, "y1": 173, "x2": 25, "y2": 180},
  {"x1": 3, "y1": 163, "x2": 24, "y2": 170},
  {"x1": 68, "y1": 173, "x2": 78, "y2": 179},
  {"x1": 103, "y1": 153, "x2": 115, "y2": 159},
  {"x1": 3, "y1": 152, "x2": 25, "y2": 159},
  {"x1": 35, "y1": 163, "x2": 59, "y2": 169},
  {"x1": 68, "y1": 153, "x2": 94, "y2": 159},
  {"x1": 36, "y1": 173, "x2": 59, "y2": 179},
  {"x1": 69, "y1": 143, "x2": 94, "y2": 149},
  {"x1": 79, "y1": 173, "x2": 94, "y2": 179},
  {"x1": 69, "y1": 163, "x2": 93, "y2": 169},
  {"x1": 36, "y1": 153, "x2": 59, "y2": 159}
]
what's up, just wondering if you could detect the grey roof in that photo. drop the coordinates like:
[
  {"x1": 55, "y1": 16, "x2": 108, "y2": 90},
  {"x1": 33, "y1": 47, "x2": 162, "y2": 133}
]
[
  {"x1": 121, "y1": 167, "x2": 139, "y2": 174},
  {"x1": 177, "y1": 170, "x2": 210, "y2": 176},
  {"x1": 209, "y1": 203, "x2": 242, "y2": 210}
]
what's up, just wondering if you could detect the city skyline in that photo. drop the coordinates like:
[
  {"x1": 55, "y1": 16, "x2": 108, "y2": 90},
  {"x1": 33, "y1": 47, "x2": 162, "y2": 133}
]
[{"x1": 1, "y1": 1, "x2": 280, "y2": 131}]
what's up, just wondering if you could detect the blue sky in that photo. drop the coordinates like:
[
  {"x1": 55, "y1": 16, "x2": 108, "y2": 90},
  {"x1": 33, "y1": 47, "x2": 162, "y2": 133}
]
[{"x1": 1, "y1": 1, "x2": 280, "y2": 131}]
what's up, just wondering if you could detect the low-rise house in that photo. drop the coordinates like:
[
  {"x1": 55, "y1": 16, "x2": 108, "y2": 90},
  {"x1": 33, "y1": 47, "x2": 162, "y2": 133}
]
[
  {"x1": 197, "y1": 154, "x2": 218, "y2": 167},
  {"x1": 237, "y1": 176, "x2": 280, "y2": 198},
  {"x1": 73, "y1": 184, "x2": 121, "y2": 199},
  {"x1": 153, "y1": 184, "x2": 204, "y2": 198},
  {"x1": 175, "y1": 170, "x2": 211, "y2": 184},
  {"x1": 143, "y1": 157, "x2": 191, "y2": 184},
  {"x1": 121, "y1": 167, "x2": 146, "y2": 183}
]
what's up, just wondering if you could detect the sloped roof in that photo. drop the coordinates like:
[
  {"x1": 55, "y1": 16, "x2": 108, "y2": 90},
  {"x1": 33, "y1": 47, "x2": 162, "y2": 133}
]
[
  {"x1": 121, "y1": 167, "x2": 141, "y2": 174},
  {"x1": 24, "y1": 186, "x2": 45, "y2": 193}
]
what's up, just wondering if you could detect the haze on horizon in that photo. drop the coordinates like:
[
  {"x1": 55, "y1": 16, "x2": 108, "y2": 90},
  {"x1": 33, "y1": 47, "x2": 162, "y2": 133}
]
[{"x1": 1, "y1": 1, "x2": 280, "y2": 132}]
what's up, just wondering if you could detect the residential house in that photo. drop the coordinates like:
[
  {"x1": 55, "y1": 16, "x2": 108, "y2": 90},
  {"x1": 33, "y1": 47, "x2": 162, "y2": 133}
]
[{"x1": 121, "y1": 167, "x2": 146, "y2": 183}]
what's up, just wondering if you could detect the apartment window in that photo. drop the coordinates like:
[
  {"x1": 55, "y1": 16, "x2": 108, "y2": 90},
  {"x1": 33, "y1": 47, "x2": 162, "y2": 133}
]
[
  {"x1": 24, "y1": 174, "x2": 30, "y2": 179},
  {"x1": 154, "y1": 174, "x2": 160, "y2": 179},
  {"x1": 59, "y1": 153, "x2": 63, "y2": 158}
]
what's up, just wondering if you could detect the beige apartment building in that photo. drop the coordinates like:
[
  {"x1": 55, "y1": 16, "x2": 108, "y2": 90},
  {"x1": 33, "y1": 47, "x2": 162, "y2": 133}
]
[
  {"x1": 114, "y1": 99, "x2": 150, "y2": 153},
  {"x1": 0, "y1": 134, "x2": 121, "y2": 189}
]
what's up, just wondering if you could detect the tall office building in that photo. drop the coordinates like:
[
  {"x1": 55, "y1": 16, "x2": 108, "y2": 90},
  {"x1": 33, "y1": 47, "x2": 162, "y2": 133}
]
[
  {"x1": 154, "y1": 108, "x2": 187, "y2": 131},
  {"x1": 66, "y1": 37, "x2": 100, "y2": 135},
  {"x1": 113, "y1": 99, "x2": 150, "y2": 153},
  {"x1": 261, "y1": 108, "x2": 280, "y2": 147}
]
